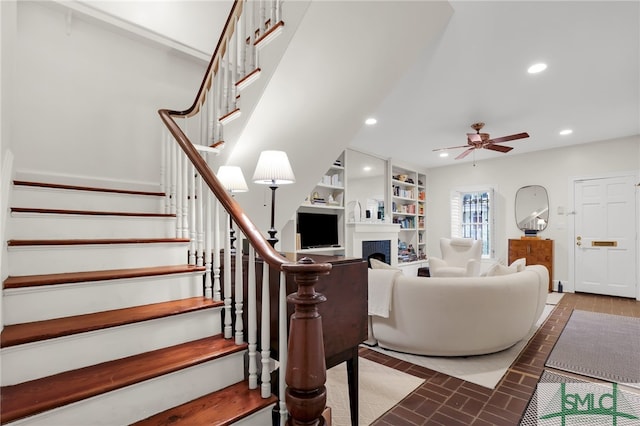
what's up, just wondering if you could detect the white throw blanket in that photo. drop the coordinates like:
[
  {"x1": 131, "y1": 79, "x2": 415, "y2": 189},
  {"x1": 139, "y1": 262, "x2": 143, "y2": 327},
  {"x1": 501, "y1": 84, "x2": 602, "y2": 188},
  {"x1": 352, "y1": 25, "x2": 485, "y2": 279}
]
[{"x1": 367, "y1": 269, "x2": 398, "y2": 318}]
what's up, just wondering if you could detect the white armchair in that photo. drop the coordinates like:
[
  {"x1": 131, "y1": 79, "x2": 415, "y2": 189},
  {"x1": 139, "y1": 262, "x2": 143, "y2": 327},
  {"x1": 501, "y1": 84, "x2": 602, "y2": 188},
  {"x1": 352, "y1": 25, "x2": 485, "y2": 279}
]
[{"x1": 428, "y1": 237, "x2": 482, "y2": 277}]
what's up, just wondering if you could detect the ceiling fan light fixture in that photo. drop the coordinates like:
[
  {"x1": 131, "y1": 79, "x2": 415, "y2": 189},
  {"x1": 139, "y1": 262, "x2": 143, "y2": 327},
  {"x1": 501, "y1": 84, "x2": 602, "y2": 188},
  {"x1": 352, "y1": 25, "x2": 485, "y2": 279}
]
[
  {"x1": 527, "y1": 63, "x2": 547, "y2": 74},
  {"x1": 559, "y1": 129, "x2": 573, "y2": 135},
  {"x1": 439, "y1": 152, "x2": 449, "y2": 158}
]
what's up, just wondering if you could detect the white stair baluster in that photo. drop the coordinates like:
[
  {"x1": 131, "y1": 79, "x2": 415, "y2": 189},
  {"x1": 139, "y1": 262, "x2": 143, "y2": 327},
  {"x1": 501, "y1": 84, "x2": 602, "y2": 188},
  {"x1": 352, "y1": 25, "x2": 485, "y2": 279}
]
[
  {"x1": 182, "y1": 153, "x2": 190, "y2": 241},
  {"x1": 213, "y1": 199, "x2": 222, "y2": 301},
  {"x1": 270, "y1": 0, "x2": 277, "y2": 29},
  {"x1": 247, "y1": 244, "x2": 258, "y2": 388},
  {"x1": 275, "y1": 0, "x2": 282, "y2": 23},
  {"x1": 175, "y1": 143, "x2": 183, "y2": 239},
  {"x1": 247, "y1": 0, "x2": 255, "y2": 71},
  {"x1": 196, "y1": 167, "x2": 204, "y2": 267},
  {"x1": 237, "y1": 12, "x2": 246, "y2": 79},
  {"x1": 224, "y1": 212, "x2": 233, "y2": 339},
  {"x1": 208, "y1": 80, "x2": 216, "y2": 145},
  {"x1": 188, "y1": 161, "x2": 196, "y2": 265},
  {"x1": 234, "y1": 224, "x2": 244, "y2": 345},
  {"x1": 260, "y1": 0, "x2": 266, "y2": 36},
  {"x1": 260, "y1": 261, "x2": 271, "y2": 398},
  {"x1": 160, "y1": 129, "x2": 168, "y2": 214},
  {"x1": 216, "y1": 69, "x2": 224, "y2": 143},
  {"x1": 279, "y1": 269, "x2": 288, "y2": 420},
  {"x1": 222, "y1": 54, "x2": 229, "y2": 116},
  {"x1": 169, "y1": 138, "x2": 177, "y2": 217},
  {"x1": 231, "y1": 16, "x2": 238, "y2": 94},
  {"x1": 204, "y1": 180, "x2": 213, "y2": 299}
]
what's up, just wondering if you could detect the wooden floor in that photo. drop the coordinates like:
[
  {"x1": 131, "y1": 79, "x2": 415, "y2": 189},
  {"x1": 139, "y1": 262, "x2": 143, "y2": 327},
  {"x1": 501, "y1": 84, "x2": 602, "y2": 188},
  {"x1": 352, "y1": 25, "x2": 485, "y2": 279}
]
[{"x1": 360, "y1": 292, "x2": 640, "y2": 426}]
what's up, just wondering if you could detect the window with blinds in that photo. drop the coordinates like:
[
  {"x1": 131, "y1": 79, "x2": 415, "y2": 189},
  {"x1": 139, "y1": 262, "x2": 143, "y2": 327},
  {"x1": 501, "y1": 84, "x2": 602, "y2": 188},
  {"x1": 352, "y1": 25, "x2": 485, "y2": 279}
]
[{"x1": 450, "y1": 188, "x2": 494, "y2": 258}]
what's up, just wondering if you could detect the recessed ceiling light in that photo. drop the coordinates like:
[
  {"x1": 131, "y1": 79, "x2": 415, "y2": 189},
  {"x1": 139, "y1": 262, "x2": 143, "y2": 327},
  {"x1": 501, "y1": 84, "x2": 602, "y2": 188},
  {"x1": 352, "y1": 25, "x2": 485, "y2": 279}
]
[
  {"x1": 439, "y1": 152, "x2": 449, "y2": 158},
  {"x1": 363, "y1": 166, "x2": 372, "y2": 172},
  {"x1": 527, "y1": 63, "x2": 547, "y2": 74},
  {"x1": 559, "y1": 129, "x2": 573, "y2": 135},
  {"x1": 365, "y1": 118, "x2": 377, "y2": 125}
]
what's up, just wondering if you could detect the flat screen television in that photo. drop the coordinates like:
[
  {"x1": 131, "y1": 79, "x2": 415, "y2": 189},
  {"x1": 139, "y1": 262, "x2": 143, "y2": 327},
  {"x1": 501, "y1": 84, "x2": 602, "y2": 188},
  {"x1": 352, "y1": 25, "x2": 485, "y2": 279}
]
[{"x1": 297, "y1": 212, "x2": 339, "y2": 249}]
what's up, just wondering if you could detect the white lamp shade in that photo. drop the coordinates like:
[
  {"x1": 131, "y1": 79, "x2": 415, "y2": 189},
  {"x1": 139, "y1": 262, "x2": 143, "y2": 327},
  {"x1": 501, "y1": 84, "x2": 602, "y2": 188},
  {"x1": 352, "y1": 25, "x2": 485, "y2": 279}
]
[
  {"x1": 217, "y1": 166, "x2": 249, "y2": 193},
  {"x1": 252, "y1": 150, "x2": 296, "y2": 185}
]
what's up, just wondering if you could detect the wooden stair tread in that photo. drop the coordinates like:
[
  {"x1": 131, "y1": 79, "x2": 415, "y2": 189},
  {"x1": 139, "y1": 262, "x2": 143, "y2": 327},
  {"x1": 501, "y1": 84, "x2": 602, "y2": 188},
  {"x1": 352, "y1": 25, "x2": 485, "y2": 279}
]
[
  {"x1": 3, "y1": 265, "x2": 206, "y2": 289},
  {"x1": 1, "y1": 297, "x2": 222, "y2": 348},
  {"x1": 0, "y1": 335, "x2": 246, "y2": 424},
  {"x1": 8, "y1": 237, "x2": 190, "y2": 246},
  {"x1": 11, "y1": 207, "x2": 175, "y2": 218},
  {"x1": 13, "y1": 180, "x2": 165, "y2": 197},
  {"x1": 132, "y1": 381, "x2": 277, "y2": 426}
]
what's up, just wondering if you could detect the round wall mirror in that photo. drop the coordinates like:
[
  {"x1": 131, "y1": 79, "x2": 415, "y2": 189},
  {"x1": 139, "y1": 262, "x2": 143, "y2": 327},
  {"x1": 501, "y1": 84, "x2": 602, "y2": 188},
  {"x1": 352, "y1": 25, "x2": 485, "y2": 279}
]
[{"x1": 515, "y1": 185, "x2": 549, "y2": 232}]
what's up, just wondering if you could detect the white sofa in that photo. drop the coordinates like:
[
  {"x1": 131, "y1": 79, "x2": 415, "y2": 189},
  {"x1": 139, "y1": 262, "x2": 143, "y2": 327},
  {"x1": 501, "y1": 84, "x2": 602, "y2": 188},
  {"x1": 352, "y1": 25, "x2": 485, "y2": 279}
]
[{"x1": 368, "y1": 265, "x2": 549, "y2": 356}]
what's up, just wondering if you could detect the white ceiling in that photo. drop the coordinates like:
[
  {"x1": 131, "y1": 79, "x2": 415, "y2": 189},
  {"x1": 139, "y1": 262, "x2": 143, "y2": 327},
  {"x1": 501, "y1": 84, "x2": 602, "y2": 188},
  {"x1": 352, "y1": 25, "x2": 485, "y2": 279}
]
[
  {"x1": 349, "y1": 1, "x2": 639, "y2": 168},
  {"x1": 82, "y1": 0, "x2": 639, "y2": 170}
]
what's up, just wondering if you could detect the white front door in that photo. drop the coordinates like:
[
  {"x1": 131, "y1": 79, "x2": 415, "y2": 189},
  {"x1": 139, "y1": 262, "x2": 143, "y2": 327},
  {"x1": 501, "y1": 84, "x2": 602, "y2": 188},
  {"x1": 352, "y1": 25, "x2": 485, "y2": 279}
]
[{"x1": 574, "y1": 174, "x2": 637, "y2": 298}]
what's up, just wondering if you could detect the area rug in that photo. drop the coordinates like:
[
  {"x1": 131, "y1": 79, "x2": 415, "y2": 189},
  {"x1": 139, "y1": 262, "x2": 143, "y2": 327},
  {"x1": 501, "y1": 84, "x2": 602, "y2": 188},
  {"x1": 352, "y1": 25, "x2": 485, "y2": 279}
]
[
  {"x1": 369, "y1": 303, "x2": 555, "y2": 389},
  {"x1": 545, "y1": 291, "x2": 565, "y2": 305},
  {"x1": 325, "y1": 357, "x2": 423, "y2": 426},
  {"x1": 546, "y1": 310, "x2": 640, "y2": 388},
  {"x1": 520, "y1": 370, "x2": 640, "y2": 426}
]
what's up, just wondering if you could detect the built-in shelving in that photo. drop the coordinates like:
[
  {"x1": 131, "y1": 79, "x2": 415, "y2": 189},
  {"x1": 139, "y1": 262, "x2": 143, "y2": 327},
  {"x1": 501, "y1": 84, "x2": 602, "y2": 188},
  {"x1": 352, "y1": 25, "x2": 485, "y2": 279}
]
[
  {"x1": 390, "y1": 163, "x2": 427, "y2": 264},
  {"x1": 283, "y1": 153, "x2": 346, "y2": 257}
]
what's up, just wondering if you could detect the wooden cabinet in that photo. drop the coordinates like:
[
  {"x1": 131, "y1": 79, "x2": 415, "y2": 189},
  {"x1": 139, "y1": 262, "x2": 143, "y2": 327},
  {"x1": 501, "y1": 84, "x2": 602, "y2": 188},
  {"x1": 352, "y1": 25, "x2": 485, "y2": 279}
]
[{"x1": 508, "y1": 238, "x2": 554, "y2": 291}]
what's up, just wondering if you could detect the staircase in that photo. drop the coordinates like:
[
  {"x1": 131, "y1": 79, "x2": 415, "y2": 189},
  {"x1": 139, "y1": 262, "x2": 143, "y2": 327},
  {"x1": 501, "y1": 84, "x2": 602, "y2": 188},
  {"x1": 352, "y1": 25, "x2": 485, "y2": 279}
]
[{"x1": 1, "y1": 180, "x2": 276, "y2": 425}]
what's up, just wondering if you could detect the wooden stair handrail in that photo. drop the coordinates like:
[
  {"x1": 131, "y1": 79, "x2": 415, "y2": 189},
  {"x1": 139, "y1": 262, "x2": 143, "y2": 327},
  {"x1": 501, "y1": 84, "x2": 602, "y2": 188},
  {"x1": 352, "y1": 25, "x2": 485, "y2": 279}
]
[
  {"x1": 171, "y1": 0, "x2": 242, "y2": 119},
  {"x1": 159, "y1": 109, "x2": 291, "y2": 270},
  {"x1": 158, "y1": 0, "x2": 330, "y2": 273},
  {"x1": 159, "y1": 2, "x2": 331, "y2": 424}
]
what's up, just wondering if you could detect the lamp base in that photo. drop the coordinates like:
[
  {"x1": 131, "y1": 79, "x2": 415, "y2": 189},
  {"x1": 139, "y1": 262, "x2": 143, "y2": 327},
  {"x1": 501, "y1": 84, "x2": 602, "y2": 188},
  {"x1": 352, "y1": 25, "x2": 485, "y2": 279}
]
[{"x1": 267, "y1": 227, "x2": 278, "y2": 248}]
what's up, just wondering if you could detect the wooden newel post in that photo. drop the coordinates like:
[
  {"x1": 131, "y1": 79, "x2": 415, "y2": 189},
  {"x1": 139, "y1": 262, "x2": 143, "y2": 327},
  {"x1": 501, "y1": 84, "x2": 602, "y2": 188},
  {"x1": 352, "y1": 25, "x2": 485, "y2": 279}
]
[{"x1": 282, "y1": 257, "x2": 332, "y2": 426}]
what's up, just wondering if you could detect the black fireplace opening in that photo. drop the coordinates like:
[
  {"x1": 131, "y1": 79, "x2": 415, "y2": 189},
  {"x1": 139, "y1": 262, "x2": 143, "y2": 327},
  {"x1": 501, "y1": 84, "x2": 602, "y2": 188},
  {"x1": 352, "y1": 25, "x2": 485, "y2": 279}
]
[{"x1": 362, "y1": 240, "x2": 391, "y2": 267}]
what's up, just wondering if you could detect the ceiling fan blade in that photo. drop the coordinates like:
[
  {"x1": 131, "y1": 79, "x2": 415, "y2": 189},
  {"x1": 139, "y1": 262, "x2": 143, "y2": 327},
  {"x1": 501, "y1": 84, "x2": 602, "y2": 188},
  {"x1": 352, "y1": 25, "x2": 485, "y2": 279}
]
[
  {"x1": 455, "y1": 148, "x2": 475, "y2": 160},
  {"x1": 433, "y1": 144, "x2": 472, "y2": 152},
  {"x1": 467, "y1": 133, "x2": 482, "y2": 143},
  {"x1": 488, "y1": 132, "x2": 529, "y2": 144},
  {"x1": 484, "y1": 143, "x2": 513, "y2": 153}
]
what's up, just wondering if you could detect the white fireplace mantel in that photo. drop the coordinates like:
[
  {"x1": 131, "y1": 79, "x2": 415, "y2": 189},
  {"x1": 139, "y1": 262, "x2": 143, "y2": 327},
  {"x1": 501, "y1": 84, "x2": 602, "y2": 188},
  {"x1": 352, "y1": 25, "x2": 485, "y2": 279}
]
[{"x1": 346, "y1": 222, "x2": 400, "y2": 265}]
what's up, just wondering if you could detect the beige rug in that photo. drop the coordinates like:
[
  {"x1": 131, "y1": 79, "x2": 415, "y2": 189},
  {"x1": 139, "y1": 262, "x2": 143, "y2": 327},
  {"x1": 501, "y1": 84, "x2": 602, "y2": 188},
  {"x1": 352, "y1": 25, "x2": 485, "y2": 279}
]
[
  {"x1": 325, "y1": 357, "x2": 423, "y2": 426},
  {"x1": 369, "y1": 295, "x2": 560, "y2": 389}
]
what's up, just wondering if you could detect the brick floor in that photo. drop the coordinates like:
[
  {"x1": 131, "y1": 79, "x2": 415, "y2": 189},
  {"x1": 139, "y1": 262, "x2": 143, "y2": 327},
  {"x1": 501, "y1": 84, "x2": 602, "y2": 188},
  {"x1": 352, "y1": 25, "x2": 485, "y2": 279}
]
[{"x1": 361, "y1": 292, "x2": 640, "y2": 425}]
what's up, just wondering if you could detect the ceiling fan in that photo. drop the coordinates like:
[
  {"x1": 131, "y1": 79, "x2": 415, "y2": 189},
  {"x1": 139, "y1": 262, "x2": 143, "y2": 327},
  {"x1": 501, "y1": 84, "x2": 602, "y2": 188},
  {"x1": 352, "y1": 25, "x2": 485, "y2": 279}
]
[{"x1": 434, "y1": 122, "x2": 529, "y2": 160}]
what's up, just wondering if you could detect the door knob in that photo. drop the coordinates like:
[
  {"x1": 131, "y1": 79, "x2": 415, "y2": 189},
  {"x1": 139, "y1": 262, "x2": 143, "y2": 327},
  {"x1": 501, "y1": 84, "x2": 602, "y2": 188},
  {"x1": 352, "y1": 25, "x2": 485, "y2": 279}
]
[{"x1": 576, "y1": 236, "x2": 582, "y2": 246}]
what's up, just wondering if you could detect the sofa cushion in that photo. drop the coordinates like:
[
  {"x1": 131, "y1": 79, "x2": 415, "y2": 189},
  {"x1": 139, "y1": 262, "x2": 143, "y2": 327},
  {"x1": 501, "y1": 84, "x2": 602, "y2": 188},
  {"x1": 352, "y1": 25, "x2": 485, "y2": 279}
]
[
  {"x1": 510, "y1": 257, "x2": 527, "y2": 272},
  {"x1": 486, "y1": 263, "x2": 517, "y2": 276},
  {"x1": 370, "y1": 258, "x2": 400, "y2": 271}
]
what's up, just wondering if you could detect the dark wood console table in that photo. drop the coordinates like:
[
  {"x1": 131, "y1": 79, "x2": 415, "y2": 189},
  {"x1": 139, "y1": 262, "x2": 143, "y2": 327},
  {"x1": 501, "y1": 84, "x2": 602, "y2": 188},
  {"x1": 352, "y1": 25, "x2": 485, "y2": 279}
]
[{"x1": 228, "y1": 253, "x2": 368, "y2": 426}]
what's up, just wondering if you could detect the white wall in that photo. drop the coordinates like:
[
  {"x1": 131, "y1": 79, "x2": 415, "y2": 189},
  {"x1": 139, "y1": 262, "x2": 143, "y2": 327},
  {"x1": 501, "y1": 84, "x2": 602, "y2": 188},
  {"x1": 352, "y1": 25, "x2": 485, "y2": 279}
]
[
  {"x1": 11, "y1": 1, "x2": 207, "y2": 188},
  {"x1": 0, "y1": 0, "x2": 18, "y2": 331},
  {"x1": 72, "y1": 1, "x2": 228, "y2": 57},
  {"x1": 426, "y1": 135, "x2": 640, "y2": 285}
]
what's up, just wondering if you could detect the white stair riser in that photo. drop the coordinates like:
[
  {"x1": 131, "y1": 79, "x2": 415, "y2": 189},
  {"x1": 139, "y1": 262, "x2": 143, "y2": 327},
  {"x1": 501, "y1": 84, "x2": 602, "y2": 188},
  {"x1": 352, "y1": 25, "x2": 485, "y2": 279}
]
[
  {"x1": 3, "y1": 272, "x2": 206, "y2": 324},
  {"x1": 11, "y1": 185, "x2": 165, "y2": 213},
  {"x1": 8, "y1": 213, "x2": 176, "y2": 240},
  {"x1": 8, "y1": 243, "x2": 189, "y2": 275},
  {"x1": 6, "y1": 351, "x2": 246, "y2": 426},
  {"x1": 235, "y1": 405, "x2": 278, "y2": 426},
  {"x1": 1, "y1": 308, "x2": 223, "y2": 385}
]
